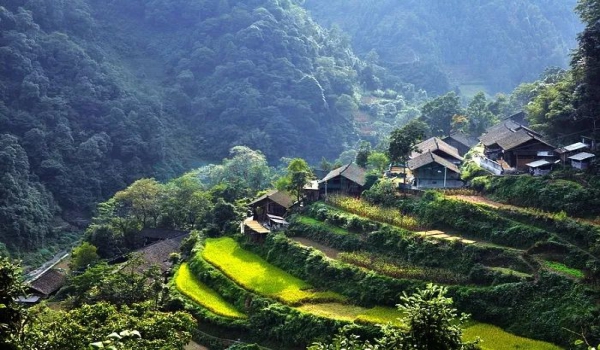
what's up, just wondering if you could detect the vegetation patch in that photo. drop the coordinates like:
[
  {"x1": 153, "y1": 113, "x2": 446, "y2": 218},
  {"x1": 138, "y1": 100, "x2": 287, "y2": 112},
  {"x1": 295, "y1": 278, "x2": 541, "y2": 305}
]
[
  {"x1": 326, "y1": 196, "x2": 419, "y2": 231},
  {"x1": 296, "y1": 303, "x2": 404, "y2": 327},
  {"x1": 202, "y1": 237, "x2": 347, "y2": 305},
  {"x1": 488, "y1": 267, "x2": 532, "y2": 279},
  {"x1": 338, "y1": 251, "x2": 468, "y2": 285},
  {"x1": 175, "y1": 263, "x2": 246, "y2": 319},
  {"x1": 463, "y1": 323, "x2": 562, "y2": 350},
  {"x1": 297, "y1": 216, "x2": 352, "y2": 236},
  {"x1": 542, "y1": 261, "x2": 584, "y2": 279}
]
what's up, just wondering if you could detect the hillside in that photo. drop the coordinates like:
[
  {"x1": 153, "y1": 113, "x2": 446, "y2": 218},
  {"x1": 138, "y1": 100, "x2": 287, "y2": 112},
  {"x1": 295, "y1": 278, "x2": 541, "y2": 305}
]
[
  {"x1": 303, "y1": 0, "x2": 582, "y2": 94},
  {"x1": 0, "y1": 0, "x2": 391, "y2": 259}
]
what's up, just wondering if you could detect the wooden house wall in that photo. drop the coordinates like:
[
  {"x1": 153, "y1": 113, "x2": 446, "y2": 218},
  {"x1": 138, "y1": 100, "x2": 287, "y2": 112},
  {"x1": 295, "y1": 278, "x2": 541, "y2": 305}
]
[{"x1": 505, "y1": 141, "x2": 554, "y2": 170}]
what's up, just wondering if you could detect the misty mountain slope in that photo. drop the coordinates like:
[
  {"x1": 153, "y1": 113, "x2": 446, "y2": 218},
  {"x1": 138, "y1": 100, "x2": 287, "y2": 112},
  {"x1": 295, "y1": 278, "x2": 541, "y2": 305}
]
[
  {"x1": 303, "y1": 0, "x2": 582, "y2": 93},
  {"x1": 1, "y1": 0, "x2": 391, "y2": 256}
]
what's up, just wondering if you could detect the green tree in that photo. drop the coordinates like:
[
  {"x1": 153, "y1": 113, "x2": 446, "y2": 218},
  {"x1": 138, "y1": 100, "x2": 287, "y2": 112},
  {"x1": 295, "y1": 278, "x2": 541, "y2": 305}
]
[
  {"x1": 355, "y1": 141, "x2": 372, "y2": 168},
  {"x1": 309, "y1": 284, "x2": 477, "y2": 350},
  {"x1": 69, "y1": 241, "x2": 99, "y2": 272},
  {"x1": 466, "y1": 92, "x2": 497, "y2": 136},
  {"x1": 282, "y1": 158, "x2": 314, "y2": 203},
  {"x1": 367, "y1": 152, "x2": 389, "y2": 173},
  {"x1": 0, "y1": 258, "x2": 26, "y2": 350},
  {"x1": 420, "y1": 92, "x2": 463, "y2": 136},
  {"x1": 387, "y1": 120, "x2": 427, "y2": 164}
]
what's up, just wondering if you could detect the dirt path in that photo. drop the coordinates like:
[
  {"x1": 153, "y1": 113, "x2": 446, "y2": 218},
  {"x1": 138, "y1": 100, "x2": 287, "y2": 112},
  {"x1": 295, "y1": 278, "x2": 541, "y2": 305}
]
[
  {"x1": 290, "y1": 237, "x2": 341, "y2": 259},
  {"x1": 185, "y1": 341, "x2": 209, "y2": 350}
]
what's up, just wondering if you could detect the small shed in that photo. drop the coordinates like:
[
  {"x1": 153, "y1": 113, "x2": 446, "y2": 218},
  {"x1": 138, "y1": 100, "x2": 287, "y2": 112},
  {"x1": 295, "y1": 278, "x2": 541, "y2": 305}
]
[
  {"x1": 303, "y1": 180, "x2": 320, "y2": 203},
  {"x1": 242, "y1": 218, "x2": 270, "y2": 243},
  {"x1": 526, "y1": 160, "x2": 553, "y2": 176},
  {"x1": 569, "y1": 152, "x2": 596, "y2": 170},
  {"x1": 556, "y1": 142, "x2": 590, "y2": 164}
]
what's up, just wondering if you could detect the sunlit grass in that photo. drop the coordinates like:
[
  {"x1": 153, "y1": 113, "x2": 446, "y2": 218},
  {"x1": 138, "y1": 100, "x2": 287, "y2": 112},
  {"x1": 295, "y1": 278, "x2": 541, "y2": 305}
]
[
  {"x1": 543, "y1": 261, "x2": 584, "y2": 279},
  {"x1": 202, "y1": 237, "x2": 346, "y2": 305},
  {"x1": 296, "y1": 303, "x2": 404, "y2": 327},
  {"x1": 174, "y1": 263, "x2": 246, "y2": 319},
  {"x1": 297, "y1": 215, "x2": 351, "y2": 235},
  {"x1": 463, "y1": 323, "x2": 562, "y2": 350}
]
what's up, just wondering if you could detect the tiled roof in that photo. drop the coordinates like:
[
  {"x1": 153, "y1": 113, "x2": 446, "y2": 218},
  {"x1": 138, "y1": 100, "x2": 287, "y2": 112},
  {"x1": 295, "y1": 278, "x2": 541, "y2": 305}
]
[
  {"x1": 411, "y1": 137, "x2": 463, "y2": 161},
  {"x1": 496, "y1": 129, "x2": 554, "y2": 151},
  {"x1": 249, "y1": 190, "x2": 295, "y2": 209},
  {"x1": 134, "y1": 234, "x2": 187, "y2": 273},
  {"x1": 319, "y1": 163, "x2": 367, "y2": 186},
  {"x1": 479, "y1": 120, "x2": 522, "y2": 146},
  {"x1": 29, "y1": 269, "x2": 67, "y2": 296},
  {"x1": 443, "y1": 132, "x2": 478, "y2": 148},
  {"x1": 407, "y1": 151, "x2": 460, "y2": 174},
  {"x1": 569, "y1": 152, "x2": 596, "y2": 161}
]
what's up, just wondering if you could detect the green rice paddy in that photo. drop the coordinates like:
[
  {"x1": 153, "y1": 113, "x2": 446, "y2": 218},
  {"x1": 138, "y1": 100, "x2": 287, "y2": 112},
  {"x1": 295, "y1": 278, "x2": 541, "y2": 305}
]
[
  {"x1": 296, "y1": 303, "x2": 405, "y2": 327},
  {"x1": 202, "y1": 237, "x2": 346, "y2": 305},
  {"x1": 463, "y1": 323, "x2": 562, "y2": 350},
  {"x1": 543, "y1": 261, "x2": 584, "y2": 279},
  {"x1": 175, "y1": 263, "x2": 246, "y2": 319}
]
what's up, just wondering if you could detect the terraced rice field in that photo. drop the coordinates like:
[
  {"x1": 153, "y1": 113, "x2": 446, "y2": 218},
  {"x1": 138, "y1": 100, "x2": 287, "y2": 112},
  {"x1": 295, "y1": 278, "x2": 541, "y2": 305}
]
[
  {"x1": 463, "y1": 323, "x2": 562, "y2": 350},
  {"x1": 202, "y1": 237, "x2": 346, "y2": 305},
  {"x1": 175, "y1": 263, "x2": 246, "y2": 319},
  {"x1": 296, "y1": 303, "x2": 405, "y2": 327}
]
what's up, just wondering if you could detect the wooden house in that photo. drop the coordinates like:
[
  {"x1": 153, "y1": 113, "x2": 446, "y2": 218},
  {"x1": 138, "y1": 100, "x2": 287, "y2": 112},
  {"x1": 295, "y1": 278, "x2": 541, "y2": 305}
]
[
  {"x1": 411, "y1": 137, "x2": 463, "y2": 164},
  {"x1": 569, "y1": 152, "x2": 596, "y2": 170},
  {"x1": 555, "y1": 142, "x2": 590, "y2": 165},
  {"x1": 442, "y1": 132, "x2": 478, "y2": 157},
  {"x1": 319, "y1": 163, "x2": 367, "y2": 197},
  {"x1": 407, "y1": 151, "x2": 463, "y2": 189},
  {"x1": 303, "y1": 180, "x2": 320, "y2": 203},
  {"x1": 248, "y1": 190, "x2": 295, "y2": 221},
  {"x1": 479, "y1": 120, "x2": 555, "y2": 171}
]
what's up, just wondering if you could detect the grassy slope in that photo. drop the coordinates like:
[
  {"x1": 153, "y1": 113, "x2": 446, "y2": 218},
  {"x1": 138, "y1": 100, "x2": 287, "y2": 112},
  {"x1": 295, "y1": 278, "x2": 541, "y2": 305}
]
[
  {"x1": 175, "y1": 263, "x2": 246, "y2": 319},
  {"x1": 202, "y1": 237, "x2": 346, "y2": 305},
  {"x1": 463, "y1": 323, "x2": 562, "y2": 350}
]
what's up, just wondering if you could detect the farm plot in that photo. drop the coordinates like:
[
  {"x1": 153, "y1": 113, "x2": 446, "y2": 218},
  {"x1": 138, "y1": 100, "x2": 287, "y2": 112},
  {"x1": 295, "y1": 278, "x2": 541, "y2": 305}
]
[
  {"x1": 463, "y1": 323, "x2": 562, "y2": 350},
  {"x1": 296, "y1": 303, "x2": 405, "y2": 327},
  {"x1": 202, "y1": 237, "x2": 346, "y2": 305},
  {"x1": 175, "y1": 263, "x2": 246, "y2": 319}
]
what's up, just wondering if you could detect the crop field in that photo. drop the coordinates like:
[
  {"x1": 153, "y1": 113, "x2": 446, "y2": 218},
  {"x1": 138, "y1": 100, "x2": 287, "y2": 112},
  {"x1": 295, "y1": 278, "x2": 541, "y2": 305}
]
[
  {"x1": 202, "y1": 237, "x2": 346, "y2": 305},
  {"x1": 326, "y1": 195, "x2": 420, "y2": 231},
  {"x1": 543, "y1": 261, "x2": 584, "y2": 279},
  {"x1": 463, "y1": 323, "x2": 562, "y2": 350},
  {"x1": 296, "y1": 216, "x2": 352, "y2": 235},
  {"x1": 296, "y1": 303, "x2": 405, "y2": 327},
  {"x1": 175, "y1": 263, "x2": 246, "y2": 319},
  {"x1": 338, "y1": 251, "x2": 467, "y2": 284}
]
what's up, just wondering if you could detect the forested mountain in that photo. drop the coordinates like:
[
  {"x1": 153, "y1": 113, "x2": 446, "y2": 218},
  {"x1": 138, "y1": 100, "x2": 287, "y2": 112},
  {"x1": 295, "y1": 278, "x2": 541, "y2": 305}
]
[
  {"x1": 1, "y1": 0, "x2": 394, "y2": 257},
  {"x1": 303, "y1": 0, "x2": 582, "y2": 94}
]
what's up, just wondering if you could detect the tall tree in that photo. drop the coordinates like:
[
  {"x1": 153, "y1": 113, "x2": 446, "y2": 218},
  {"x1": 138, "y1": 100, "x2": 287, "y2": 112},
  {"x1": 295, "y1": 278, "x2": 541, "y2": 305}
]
[
  {"x1": 388, "y1": 120, "x2": 427, "y2": 164},
  {"x1": 419, "y1": 92, "x2": 463, "y2": 136},
  {"x1": 0, "y1": 258, "x2": 26, "y2": 350}
]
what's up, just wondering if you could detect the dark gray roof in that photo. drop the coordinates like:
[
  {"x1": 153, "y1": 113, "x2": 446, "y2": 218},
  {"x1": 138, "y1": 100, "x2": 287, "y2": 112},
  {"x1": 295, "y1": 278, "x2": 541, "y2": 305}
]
[
  {"x1": 319, "y1": 163, "x2": 367, "y2": 186},
  {"x1": 496, "y1": 129, "x2": 554, "y2": 151},
  {"x1": 249, "y1": 190, "x2": 295, "y2": 209},
  {"x1": 411, "y1": 137, "x2": 463, "y2": 161},
  {"x1": 133, "y1": 234, "x2": 187, "y2": 273},
  {"x1": 140, "y1": 228, "x2": 187, "y2": 240},
  {"x1": 443, "y1": 132, "x2": 478, "y2": 148},
  {"x1": 407, "y1": 151, "x2": 460, "y2": 174},
  {"x1": 479, "y1": 120, "x2": 522, "y2": 146},
  {"x1": 28, "y1": 269, "x2": 67, "y2": 296}
]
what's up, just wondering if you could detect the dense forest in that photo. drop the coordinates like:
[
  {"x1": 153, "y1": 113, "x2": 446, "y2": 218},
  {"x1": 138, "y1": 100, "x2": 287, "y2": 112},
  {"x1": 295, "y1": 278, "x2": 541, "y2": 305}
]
[{"x1": 303, "y1": 0, "x2": 582, "y2": 94}]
